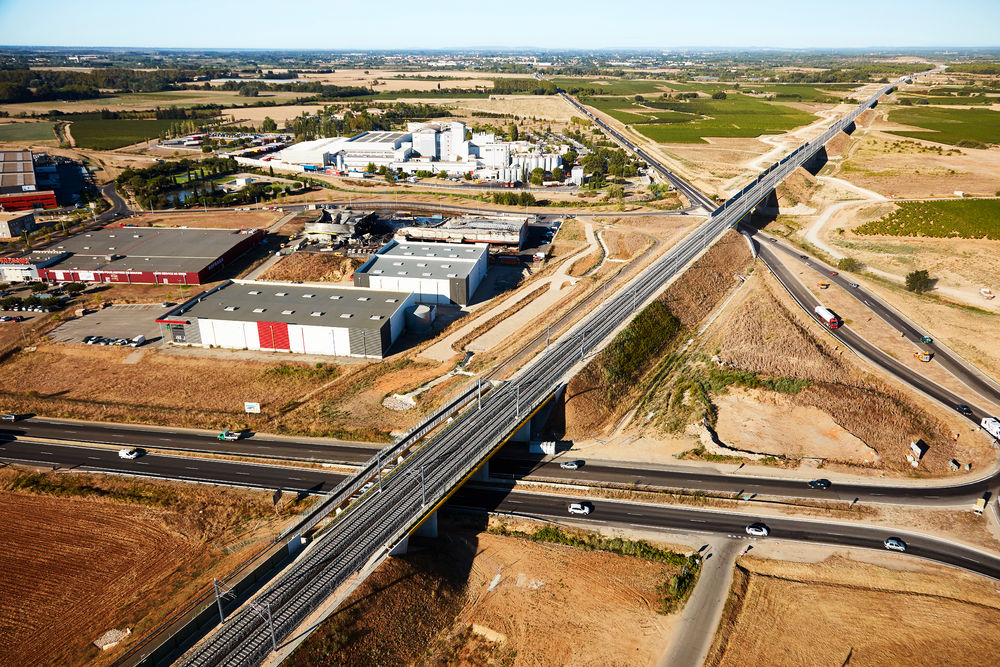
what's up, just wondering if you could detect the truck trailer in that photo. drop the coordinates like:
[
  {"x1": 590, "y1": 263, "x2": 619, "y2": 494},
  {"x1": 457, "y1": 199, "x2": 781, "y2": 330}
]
[
  {"x1": 982, "y1": 417, "x2": 1000, "y2": 441},
  {"x1": 814, "y1": 305, "x2": 840, "y2": 329}
]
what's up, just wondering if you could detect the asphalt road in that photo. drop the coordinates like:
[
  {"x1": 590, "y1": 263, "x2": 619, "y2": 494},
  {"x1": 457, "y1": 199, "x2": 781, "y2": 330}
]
[
  {"x1": 0, "y1": 440, "x2": 344, "y2": 494},
  {"x1": 490, "y1": 458, "x2": 999, "y2": 505},
  {"x1": 1, "y1": 418, "x2": 378, "y2": 464},
  {"x1": 450, "y1": 487, "x2": 1000, "y2": 581},
  {"x1": 5, "y1": 426, "x2": 997, "y2": 509},
  {"x1": 757, "y1": 231, "x2": 1000, "y2": 407},
  {"x1": 757, "y1": 240, "x2": 996, "y2": 422}
]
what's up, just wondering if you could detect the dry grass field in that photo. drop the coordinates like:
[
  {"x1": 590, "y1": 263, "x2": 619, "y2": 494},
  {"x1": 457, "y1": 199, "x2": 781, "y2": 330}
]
[
  {"x1": 0, "y1": 470, "x2": 305, "y2": 666},
  {"x1": 129, "y1": 210, "x2": 282, "y2": 230},
  {"x1": 447, "y1": 95, "x2": 577, "y2": 122},
  {"x1": 707, "y1": 555, "x2": 1000, "y2": 667},
  {"x1": 257, "y1": 253, "x2": 362, "y2": 283},
  {"x1": 602, "y1": 228, "x2": 653, "y2": 260}
]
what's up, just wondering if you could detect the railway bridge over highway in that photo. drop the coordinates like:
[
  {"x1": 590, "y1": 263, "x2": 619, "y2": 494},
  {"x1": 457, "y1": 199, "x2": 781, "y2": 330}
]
[{"x1": 164, "y1": 79, "x2": 905, "y2": 667}]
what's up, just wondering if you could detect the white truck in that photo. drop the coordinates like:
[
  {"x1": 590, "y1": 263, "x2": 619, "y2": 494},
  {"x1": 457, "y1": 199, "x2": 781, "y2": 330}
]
[{"x1": 982, "y1": 417, "x2": 1000, "y2": 441}]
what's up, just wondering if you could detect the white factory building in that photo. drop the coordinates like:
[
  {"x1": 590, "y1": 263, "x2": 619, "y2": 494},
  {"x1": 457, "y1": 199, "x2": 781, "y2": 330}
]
[
  {"x1": 353, "y1": 239, "x2": 488, "y2": 306},
  {"x1": 277, "y1": 121, "x2": 562, "y2": 181},
  {"x1": 158, "y1": 280, "x2": 416, "y2": 359}
]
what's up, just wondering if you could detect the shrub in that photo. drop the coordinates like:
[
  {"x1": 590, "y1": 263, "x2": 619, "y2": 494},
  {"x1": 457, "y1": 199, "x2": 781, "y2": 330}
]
[{"x1": 837, "y1": 257, "x2": 860, "y2": 271}]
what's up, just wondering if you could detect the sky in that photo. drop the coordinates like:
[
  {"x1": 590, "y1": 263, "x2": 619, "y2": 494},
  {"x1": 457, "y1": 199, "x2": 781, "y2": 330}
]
[{"x1": 0, "y1": 0, "x2": 998, "y2": 50}]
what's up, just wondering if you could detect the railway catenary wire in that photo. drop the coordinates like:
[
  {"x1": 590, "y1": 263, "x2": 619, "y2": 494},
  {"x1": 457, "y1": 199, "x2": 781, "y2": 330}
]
[{"x1": 178, "y1": 80, "x2": 906, "y2": 667}]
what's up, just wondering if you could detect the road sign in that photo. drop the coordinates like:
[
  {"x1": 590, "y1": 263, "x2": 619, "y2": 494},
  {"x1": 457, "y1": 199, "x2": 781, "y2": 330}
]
[{"x1": 244, "y1": 402, "x2": 261, "y2": 414}]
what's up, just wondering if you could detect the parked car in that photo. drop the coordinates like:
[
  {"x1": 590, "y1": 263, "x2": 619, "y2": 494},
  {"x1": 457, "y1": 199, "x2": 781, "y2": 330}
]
[
  {"x1": 82, "y1": 335, "x2": 97, "y2": 344},
  {"x1": 567, "y1": 502, "x2": 592, "y2": 515},
  {"x1": 118, "y1": 448, "x2": 141, "y2": 460},
  {"x1": 955, "y1": 404, "x2": 974, "y2": 417},
  {"x1": 807, "y1": 479, "x2": 832, "y2": 489},
  {"x1": 559, "y1": 460, "x2": 583, "y2": 470},
  {"x1": 745, "y1": 522, "x2": 770, "y2": 537},
  {"x1": 218, "y1": 429, "x2": 241, "y2": 441},
  {"x1": 883, "y1": 537, "x2": 907, "y2": 552}
]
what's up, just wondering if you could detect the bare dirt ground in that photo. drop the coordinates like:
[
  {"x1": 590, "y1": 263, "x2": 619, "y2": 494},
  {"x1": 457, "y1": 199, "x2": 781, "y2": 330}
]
[
  {"x1": 126, "y1": 210, "x2": 282, "y2": 230},
  {"x1": 222, "y1": 104, "x2": 324, "y2": 124},
  {"x1": 257, "y1": 253, "x2": 362, "y2": 283},
  {"x1": 288, "y1": 518, "x2": 684, "y2": 667},
  {"x1": 0, "y1": 470, "x2": 305, "y2": 667},
  {"x1": 706, "y1": 553, "x2": 1000, "y2": 667}
]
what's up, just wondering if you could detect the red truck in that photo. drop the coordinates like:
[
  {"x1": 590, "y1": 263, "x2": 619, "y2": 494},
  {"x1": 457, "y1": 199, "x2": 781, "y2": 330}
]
[{"x1": 814, "y1": 305, "x2": 840, "y2": 329}]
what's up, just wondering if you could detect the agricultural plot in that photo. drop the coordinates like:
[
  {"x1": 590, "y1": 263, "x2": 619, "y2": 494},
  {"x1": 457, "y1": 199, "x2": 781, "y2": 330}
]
[
  {"x1": 0, "y1": 121, "x2": 57, "y2": 143},
  {"x1": 854, "y1": 199, "x2": 1000, "y2": 239},
  {"x1": 585, "y1": 93, "x2": 817, "y2": 143},
  {"x1": 886, "y1": 107, "x2": 1000, "y2": 146},
  {"x1": 70, "y1": 117, "x2": 211, "y2": 150}
]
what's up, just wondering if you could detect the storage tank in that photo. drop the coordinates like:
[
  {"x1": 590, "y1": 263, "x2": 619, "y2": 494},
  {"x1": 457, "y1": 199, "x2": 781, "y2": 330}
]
[{"x1": 406, "y1": 304, "x2": 436, "y2": 333}]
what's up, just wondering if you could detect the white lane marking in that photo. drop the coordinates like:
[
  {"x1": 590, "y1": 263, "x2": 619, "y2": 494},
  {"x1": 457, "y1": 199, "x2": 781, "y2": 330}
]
[
  {"x1": 236, "y1": 472, "x2": 250, "y2": 476},
  {"x1": 185, "y1": 467, "x2": 198, "y2": 470},
  {"x1": 690, "y1": 519, "x2": 707, "y2": 523},
  {"x1": 87, "y1": 456, "x2": 100, "y2": 460},
  {"x1": 39, "y1": 451, "x2": 53, "y2": 454},
  {"x1": 290, "y1": 477, "x2": 302, "y2": 480},
  {"x1": 508, "y1": 500, "x2": 521, "y2": 504}
]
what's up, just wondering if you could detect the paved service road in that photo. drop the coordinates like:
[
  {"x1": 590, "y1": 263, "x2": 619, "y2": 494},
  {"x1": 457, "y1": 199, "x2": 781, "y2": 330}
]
[{"x1": 449, "y1": 487, "x2": 1000, "y2": 581}]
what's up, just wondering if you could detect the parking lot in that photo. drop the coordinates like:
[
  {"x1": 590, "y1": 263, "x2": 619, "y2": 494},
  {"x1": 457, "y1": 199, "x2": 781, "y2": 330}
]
[{"x1": 51, "y1": 304, "x2": 166, "y2": 345}]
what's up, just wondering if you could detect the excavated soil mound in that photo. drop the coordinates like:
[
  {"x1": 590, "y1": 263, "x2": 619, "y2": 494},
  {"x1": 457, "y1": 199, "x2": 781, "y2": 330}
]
[{"x1": 776, "y1": 167, "x2": 818, "y2": 208}]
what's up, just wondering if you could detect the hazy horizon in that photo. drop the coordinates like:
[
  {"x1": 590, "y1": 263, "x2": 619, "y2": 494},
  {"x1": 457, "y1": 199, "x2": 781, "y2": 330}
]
[{"x1": 2, "y1": 0, "x2": 998, "y2": 51}]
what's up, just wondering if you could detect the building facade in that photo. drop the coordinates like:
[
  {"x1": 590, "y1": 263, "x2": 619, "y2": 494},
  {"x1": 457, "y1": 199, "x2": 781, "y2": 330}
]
[{"x1": 353, "y1": 240, "x2": 487, "y2": 306}]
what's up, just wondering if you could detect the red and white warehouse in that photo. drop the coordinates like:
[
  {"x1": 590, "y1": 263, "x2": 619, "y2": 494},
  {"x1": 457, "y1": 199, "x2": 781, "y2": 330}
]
[{"x1": 35, "y1": 227, "x2": 265, "y2": 285}]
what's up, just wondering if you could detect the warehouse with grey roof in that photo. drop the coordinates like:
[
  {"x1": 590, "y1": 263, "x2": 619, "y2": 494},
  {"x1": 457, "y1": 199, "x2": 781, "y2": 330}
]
[
  {"x1": 157, "y1": 280, "x2": 416, "y2": 358},
  {"x1": 352, "y1": 239, "x2": 487, "y2": 306}
]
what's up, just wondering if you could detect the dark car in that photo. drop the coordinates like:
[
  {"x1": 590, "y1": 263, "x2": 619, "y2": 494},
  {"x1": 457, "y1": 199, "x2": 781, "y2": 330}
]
[
  {"x1": 955, "y1": 404, "x2": 974, "y2": 417},
  {"x1": 808, "y1": 478, "x2": 832, "y2": 489}
]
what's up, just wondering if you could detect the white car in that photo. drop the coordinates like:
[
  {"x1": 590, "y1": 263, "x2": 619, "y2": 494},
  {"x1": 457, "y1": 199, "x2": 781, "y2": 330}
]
[
  {"x1": 884, "y1": 537, "x2": 907, "y2": 552},
  {"x1": 745, "y1": 523, "x2": 770, "y2": 537},
  {"x1": 567, "y1": 502, "x2": 591, "y2": 515},
  {"x1": 118, "y1": 448, "x2": 140, "y2": 460},
  {"x1": 559, "y1": 460, "x2": 582, "y2": 470}
]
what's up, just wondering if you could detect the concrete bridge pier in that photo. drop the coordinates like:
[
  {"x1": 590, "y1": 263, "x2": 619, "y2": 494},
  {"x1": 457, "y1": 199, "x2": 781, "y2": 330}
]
[{"x1": 389, "y1": 511, "x2": 439, "y2": 556}]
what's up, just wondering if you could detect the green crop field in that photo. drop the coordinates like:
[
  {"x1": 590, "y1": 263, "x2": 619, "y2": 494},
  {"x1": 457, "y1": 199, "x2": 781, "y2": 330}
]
[
  {"x1": 70, "y1": 118, "x2": 208, "y2": 150},
  {"x1": 0, "y1": 121, "x2": 57, "y2": 143},
  {"x1": 585, "y1": 94, "x2": 816, "y2": 143},
  {"x1": 854, "y1": 199, "x2": 1000, "y2": 239},
  {"x1": 886, "y1": 107, "x2": 1000, "y2": 146}
]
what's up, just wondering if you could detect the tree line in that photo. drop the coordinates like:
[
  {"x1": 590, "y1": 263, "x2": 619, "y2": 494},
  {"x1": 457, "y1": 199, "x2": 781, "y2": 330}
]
[{"x1": 0, "y1": 67, "x2": 208, "y2": 103}]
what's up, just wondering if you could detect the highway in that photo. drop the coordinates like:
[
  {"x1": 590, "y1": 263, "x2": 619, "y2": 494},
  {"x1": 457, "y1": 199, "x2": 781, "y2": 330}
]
[
  {"x1": 451, "y1": 487, "x2": 1000, "y2": 581},
  {"x1": 756, "y1": 231, "x2": 1000, "y2": 408},
  {"x1": 2, "y1": 433, "x2": 997, "y2": 507}
]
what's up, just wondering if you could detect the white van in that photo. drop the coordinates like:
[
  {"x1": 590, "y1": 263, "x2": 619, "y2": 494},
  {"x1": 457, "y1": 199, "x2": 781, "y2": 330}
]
[{"x1": 129, "y1": 335, "x2": 146, "y2": 347}]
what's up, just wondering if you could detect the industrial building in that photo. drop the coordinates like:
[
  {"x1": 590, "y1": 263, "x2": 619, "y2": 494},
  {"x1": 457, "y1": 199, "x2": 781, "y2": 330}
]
[
  {"x1": 303, "y1": 208, "x2": 377, "y2": 244},
  {"x1": 0, "y1": 211, "x2": 36, "y2": 239},
  {"x1": 157, "y1": 280, "x2": 416, "y2": 359},
  {"x1": 398, "y1": 214, "x2": 529, "y2": 249},
  {"x1": 0, "y1": 150, "x2": 57, "y2": 211},
  {"x1": 273, "y1": 121, "x2": 563, "y2": 182},
  {"x1": 353, "y1": 239, "x2": 487, "y2": 306},
  {"x1": 35, "y1": 227, "x2": 265, "y2": 284}
]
